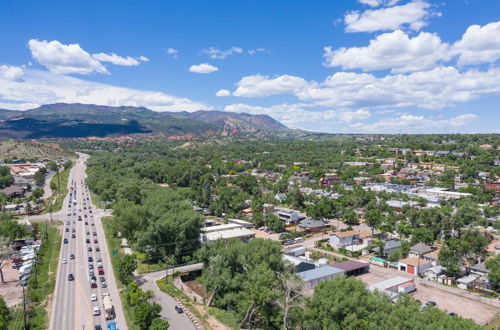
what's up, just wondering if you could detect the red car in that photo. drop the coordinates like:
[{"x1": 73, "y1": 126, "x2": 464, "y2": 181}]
[{"x1": 98, "y1": 267, "x2": 104, "y2": 275}]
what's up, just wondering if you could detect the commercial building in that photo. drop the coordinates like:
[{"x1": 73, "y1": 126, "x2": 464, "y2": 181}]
[
  {"x1": 368, "y1": 276, "x2": 416, "y2": 295},
  {"x1": 200, "y1": 223, "x2": 255, "y2": 243},
  {"x1": 333, "y1": 260, "x2": 370, "y2": 277},
  {"x1": 298, "y1": 265, "x2": 344, "y2": 289}
]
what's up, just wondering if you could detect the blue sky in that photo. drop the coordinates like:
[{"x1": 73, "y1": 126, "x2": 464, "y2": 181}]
[{"x1": 0, "y1": 0, "x2": 499, "y2": 133}]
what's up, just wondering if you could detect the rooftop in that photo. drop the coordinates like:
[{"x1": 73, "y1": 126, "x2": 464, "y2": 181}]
[
  {"x1": 369, "y1": 276, "x2": 414, "y2": 291},
  {"x1": 298, "y1": 266, "x2": 344, "y2": 281},
  {"x1": 399, "y1": 257, "x2": 432, "y2": 266},
  {"x1": 333, "y1": 260, "x2": 369, "y2": 272},
  {"x1": 410, "y1": 243, "x2": 433, "y2": 254}
]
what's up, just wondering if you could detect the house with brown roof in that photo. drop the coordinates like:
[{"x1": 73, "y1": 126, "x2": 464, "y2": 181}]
[{"x1": 398, "y1": 257, "x2": 432, "y2": 275}]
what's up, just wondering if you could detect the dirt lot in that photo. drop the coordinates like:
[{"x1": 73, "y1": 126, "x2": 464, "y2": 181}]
[
  {"x1": 358, "y1": 267, "x2": 499, "y2": 325},
  {"x1": 0, "y1": 260, "x2": 23, "y2": 306},
  {"x1": 251, "y1": 229, "x2": 280, "y2": 240}
]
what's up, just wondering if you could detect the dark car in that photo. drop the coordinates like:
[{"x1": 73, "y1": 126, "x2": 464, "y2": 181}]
[
  {"x1": 95, "y1": 325, "x2": 102, "y2": 330},
  {"x1": 65, "y1": 228, "x2": 69, "y2": 232},
  {"x1": 88, "y1": 256, "x2": 93, "y2": 262},
  {"x1": 86, "y1": 238, "x2": 90, "y2": 243},
  {"x1": 99, "y1": 276, "x2": 105, "y2": 282},
  {"x1": 71, "y1": 234, "x2": 76, "y2": 238},
  {"x1": 68, "y1": 273, "x2": 74, "y2": 281},
  {"x1": 63, "y1": 238, "x2": 68, "y2": 244},
  {"x1": 175, "y1": 305, "x2": 183, "y2": 313},
  {"x1": 70, "y1": 254, "x2": 75, "y2": 259},
  {"x1": 89, "y1": 264, "x2": 94, "y2": 269},
  {"x1": 93, "y1": 232, "x2": 97, "y2": 236},
  {"x1": 85, "y1": 221, "x2": 88, "y2": 225},
  {"x1": 95, "y1": 247, "x2": 100, "y2": 252},
  {"x1": 93, "y1": 239, "x2": 98, "y2": 243},
  {"x1": 88, "y1": 247, "x2": 93, "y2": 252}
]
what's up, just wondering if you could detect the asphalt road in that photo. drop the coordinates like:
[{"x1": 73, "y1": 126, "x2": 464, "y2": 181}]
[{"x1": 49, "y1": 153, "x2": 126, "y2": 330}]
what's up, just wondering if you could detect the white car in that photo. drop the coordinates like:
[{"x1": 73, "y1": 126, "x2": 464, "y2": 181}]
[
  {"x1": 90, "y1": 294, "x2": 97, "y2": 301},
  {"x1": 92, "y1": 306, "x2": 100, "y2": 316},
  {"x1": 62, "y1": 259, "x2": 67, "y2": 264}
]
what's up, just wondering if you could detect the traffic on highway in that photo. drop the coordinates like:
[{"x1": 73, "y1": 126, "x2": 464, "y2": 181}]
[{"x1": 49, "y1": 155, "x2": 122, "y2": 330}]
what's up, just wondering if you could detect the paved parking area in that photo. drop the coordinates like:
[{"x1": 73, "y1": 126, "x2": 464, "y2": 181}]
[{"x1": 358, "y1": 267, "x2": 499, "y2": 325}]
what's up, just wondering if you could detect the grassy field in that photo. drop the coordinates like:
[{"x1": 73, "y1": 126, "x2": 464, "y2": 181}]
[
  {"x1": 101, "y1": 216, "x2": 138, "y2": 330},
  {"x1": 8, "y1": 221, "x2": 62, "y2": 330}
]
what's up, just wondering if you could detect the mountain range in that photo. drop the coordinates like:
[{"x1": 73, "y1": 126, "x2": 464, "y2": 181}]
[{"x1": 0, "y1": 103, "x2": 290, "y2": 139}]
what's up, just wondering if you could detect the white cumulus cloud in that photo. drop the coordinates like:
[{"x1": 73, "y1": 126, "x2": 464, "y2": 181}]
[
  {"x1": 454, "y1": 21, "x2": 500, "y2": 66},
  {"x1": 188, "y1": 63, "x2": 218, "y2": 74},
  {"x1": 324, "y1": 30, "x2": 451, "y2": 73},
  {"x1": 0, "y1": 65, "x2": 24, "y2": 81},
  {"x1": 345, "y1": 1, "x2": 433, "y2": 33},
  {"x1": 28, "y1": 39, "x2": 108, "y2": 75},
  {"x1": 215, "y1": 89, "x2": 231, "y2": 97}
]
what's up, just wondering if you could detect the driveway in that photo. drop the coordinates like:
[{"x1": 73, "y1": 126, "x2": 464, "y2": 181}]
[{"x1": 138, "y1": 271, "x2": 196, "y2": 330}]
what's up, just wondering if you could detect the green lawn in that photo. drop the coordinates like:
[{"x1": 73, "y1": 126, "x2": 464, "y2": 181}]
[{"x1": 8, "y1": 221, "x2": 61, "y2": 330}]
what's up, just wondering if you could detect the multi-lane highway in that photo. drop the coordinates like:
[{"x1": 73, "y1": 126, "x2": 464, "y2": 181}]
[{"x1": 50, "y1": 154, "x2": 126, "y2": 330}]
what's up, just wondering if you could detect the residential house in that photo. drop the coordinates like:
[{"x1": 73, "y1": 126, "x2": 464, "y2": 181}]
[
  {"x1": 278, "y1": 211, "x2": 301, "y2": 224},
  {"x1": 319, "y1": 173, "x2": 340, "y2": 187},
  {"x1": 0, "y1": 185, "x2": 26, "y2": 198},
  {"x1": 398, "y1": 257, "x2": 432, "y2": 275},
  {"x1": 274, "y1": 193, "x2": 287, "y2": 202},
  {"x1": 456, "y1": 275, "x2": 477, "y2": 290},
  {"x1": 409, "y1": 243, "x2": 433, "y2": 258},
  {"x1": 370, "y1": 239, "x2": 401, "y2": 256},
  {"x1": 485, "y1": 181, "x2": 500, "y2": 193},
  {"x1": 422, "y1": 248, "x2": 440, "y2": 265},
  {"x1": 298, "y1": 266, "x2": 344, "y2": 289},
  {"x1": 298, "y1": 219, "x2": 328, "y2": 233},
  {"x1": 329, "y1": 230, "x2": 372, "y2": 249},
  {"x1": 424, "y1": 266, "x2": 446, "y2": 280}
]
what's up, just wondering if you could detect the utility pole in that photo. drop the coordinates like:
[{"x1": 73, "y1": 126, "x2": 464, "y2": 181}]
[{"x1": 22, "y1": 284, "x2": 27, "y2": 330}]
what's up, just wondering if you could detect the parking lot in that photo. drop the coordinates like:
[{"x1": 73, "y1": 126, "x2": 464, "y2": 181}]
[{"x1": 358, "y1": 266, "x2": 499, "y2": 325}]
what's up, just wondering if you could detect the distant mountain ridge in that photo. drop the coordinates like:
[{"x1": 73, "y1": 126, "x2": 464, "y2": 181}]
[{"x1": 0, "y1": 103, "x2": 289, "y2": 139}]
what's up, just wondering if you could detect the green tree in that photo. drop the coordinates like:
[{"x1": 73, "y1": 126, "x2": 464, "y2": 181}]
[
  {"x1": 365, "y1": 209, "x2": 382, "y2": 235},
  {"x1": 117, "y1": 254, "x2": 137, "y2": 285},
  {"x1": 486, "y1": 254, "x2": 500, "y2": 287},
  {"x1": 0, "y1": 295, "x2": 11, "y2": 330},
  {"x1": 148, "y1": 318, "x2": 169, "y2": 330},
  {"x1": 133, "y1": 302, "x2": 161, "y2": 330}
]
